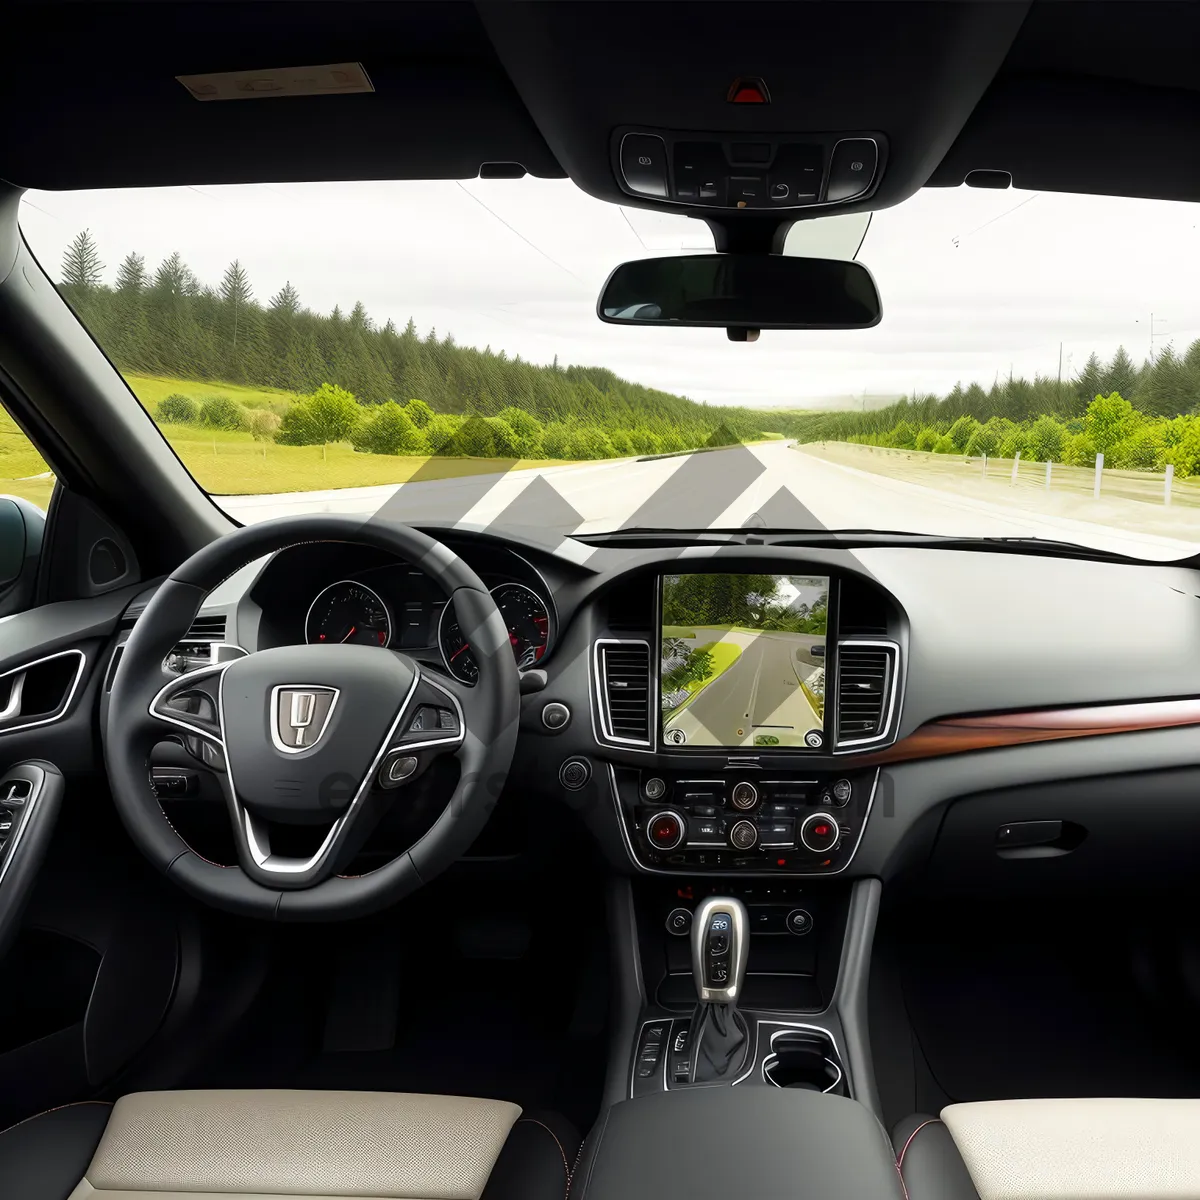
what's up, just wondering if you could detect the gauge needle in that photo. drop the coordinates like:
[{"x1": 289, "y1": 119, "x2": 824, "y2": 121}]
[
  {"x1": 451, "y1": 642, "x2": 470, "y2": 661},
  {"x1": 341, "y1": 626, "x2": 357, "y2": 643}
]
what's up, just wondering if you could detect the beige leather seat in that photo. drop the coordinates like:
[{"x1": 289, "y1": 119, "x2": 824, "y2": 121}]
[
  {"x1": 894, "y1": 1098, "x2": 1200, "y2": 1200},
  {"x1": 0, "y1": 1089, "x2": 576, "y2": 1200}
]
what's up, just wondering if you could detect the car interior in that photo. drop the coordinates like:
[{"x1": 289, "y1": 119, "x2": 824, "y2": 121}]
[{"x1": 4, "y1": 2, "x2": 1200, "y2": 1198}]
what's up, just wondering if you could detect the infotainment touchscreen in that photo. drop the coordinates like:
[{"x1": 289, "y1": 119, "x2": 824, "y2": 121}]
[{"x1": 660, "y1": 573, "x2": 829, "y2": 749}]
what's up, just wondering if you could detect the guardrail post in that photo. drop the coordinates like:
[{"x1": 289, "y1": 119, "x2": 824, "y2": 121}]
[
  {"x1": 1165, "y1": 463, "x2": 1174, "y2": 506},
  {"x1": 982, "y1": 453, "x2": 987, "y2": 479},
  {"x1": 1094, "y1": 452, "x2": 1104, "y2": 498},
  {"x1": 1010, "y1": 450, "x2": 1021, "y2": 485},
  {"x1": 1045, "y1": 460, "x2": 1052, "y2": 489}
]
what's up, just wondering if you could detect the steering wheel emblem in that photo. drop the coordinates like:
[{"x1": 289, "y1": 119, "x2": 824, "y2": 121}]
[{"x1": 272, "y1": 685, "x2": 339, "y2": 753}]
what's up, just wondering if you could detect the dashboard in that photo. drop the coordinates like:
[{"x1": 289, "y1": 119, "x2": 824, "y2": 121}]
[{"x1": 177, "y1": 524, "x2": 1200, "y2": 895}]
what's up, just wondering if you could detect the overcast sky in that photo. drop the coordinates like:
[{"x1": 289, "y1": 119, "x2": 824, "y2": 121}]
[{"x1": 19, "y1": 179, "x2": 1200, "y2": 409}]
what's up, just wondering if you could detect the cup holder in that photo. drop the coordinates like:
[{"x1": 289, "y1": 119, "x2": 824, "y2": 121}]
[{"x1": 762, "y1": 1028, "x2": 845, "y2": 1094}]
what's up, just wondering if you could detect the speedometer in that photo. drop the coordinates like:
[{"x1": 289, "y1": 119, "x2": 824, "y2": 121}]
[
  {"x1": 305, "y1": 580, "x2": 393, "y2": 647},
  {"x1": 439, "y1": 582, "x2": 551, "y2": 683}
]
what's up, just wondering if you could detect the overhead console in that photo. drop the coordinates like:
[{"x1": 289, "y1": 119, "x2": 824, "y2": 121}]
[{"x1": 615, "y1": 129, "x2": 883, "y2": 211}]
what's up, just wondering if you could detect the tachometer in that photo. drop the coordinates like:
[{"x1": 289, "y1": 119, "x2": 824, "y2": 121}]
[
  {"x1": 439, "y1": 582, "x2": 551, "y2": 683},
  {"x1": 305, "y1": 580, "x2": 393, "y2": 647}
]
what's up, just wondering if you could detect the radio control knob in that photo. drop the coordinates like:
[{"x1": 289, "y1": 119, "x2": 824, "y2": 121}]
[
  {"x1": 644, "y1": 776, "x2": 667, "y2": 801},
  {"x1": 730, "y1": 781, "x2": 759, "y2": 810},
  {"x1": 646, "y1": 810, "x2": 685, "y2": 852},
  {"x1": 800, "y1": 812, "x2": 840, "y2": 854},
  {"x1": 831, "y1": 778, "x2": 852, "y2": 806},
  {"x1": 729, "y1": 819, "x2": 758, "y2": 851}
]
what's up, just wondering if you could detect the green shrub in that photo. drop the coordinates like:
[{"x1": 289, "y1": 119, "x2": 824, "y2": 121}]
[
  {"x1": 486, "y1": 417, "x2": 523, "y2": 459},
  {"x1": 423, "y1": 413, "x2": 461, "y2": 453},
  {"x1": 158, "y1": 393, "x2": 198, "y2": 424},
  {"x1": 199, "y1": 395, "x2": 245, "y2": 431},
  {"x1": 1112, "y1": 424, "x2": 1166, "y2": 471},
  {"x1": 248, "y1": 409, "x2": 281, "y2": 441},
  {"x1": 630, "y1": 427, "x2": 663, "y2": 456},
  {"x1": 964, "y1": 425, "x2": 1000, "y2": 457},
  {"x1": 276, "y1": 383, "x2": 362, "y2": 445},
  {"x1": 352, "y1": 401, "x2": 426, "y2": 455},
  {"x1": 890, "y1": 421, "x2": 917, "y2": 448},
  {"x1": 609, "y1": 429, "x2": 634, "y2": 455},
  {"x1": 1063, "y1": 432, "x2": 1097, "y2": 467},
  {"x1": 933, "y1": 434, "x2": 956, "y2": 453},
  {"x1": 541, "y1": 422, "x2": 571, "y2": 459},
  {"x1": 1025, "y1": 415, "x2": 1067, "y2": 462},
  {"x1": 915, "y1": 427, "x2": 939, "y2": 452},
  {"x1": 403, "y1": 398, "x2": 434, "y2": 429},
  {"x1": 1084, "y1": 391, "x2": 1138, "y2": 455},
  {"x1": 567, "y1": 426, "x2": 616, "y2": 460},
  {"x1": 947, "y1": 415, "x2": 979, "y2": 451},
  {"x1": 658, "y1": 429, "x2": 687, "y2": 454},
  {"x1": 443, "y1": 416, "x2": 496, "y2": 457},
  {"x1": 999, "y1": 428, "x2": 1027, "y2": 458},
  {"x1": 495, "y1": 407, "x2": 543, "y2": 457}
]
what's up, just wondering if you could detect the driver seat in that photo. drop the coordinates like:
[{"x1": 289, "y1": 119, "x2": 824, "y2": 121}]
[{"x1": 0, "y1": 1089, "x2": 577, "y2": 1200}]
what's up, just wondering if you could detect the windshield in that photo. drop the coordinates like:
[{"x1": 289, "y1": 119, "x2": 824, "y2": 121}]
[{"x1": 18, "y1": 180, "x2": 1200, "y2": 561}]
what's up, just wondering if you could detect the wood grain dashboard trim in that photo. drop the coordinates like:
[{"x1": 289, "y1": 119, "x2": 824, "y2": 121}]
[{"x1": 855, "y1": 697, "x2": 1200, "y2": 767}]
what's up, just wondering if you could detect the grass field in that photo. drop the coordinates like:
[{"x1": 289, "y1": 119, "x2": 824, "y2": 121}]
[
  {"x1": 125, "y1": 373, "x2": 301, "y2": 416},
  {"x1": 0, "y1": 408, "x2": 53, "y2": 508}
]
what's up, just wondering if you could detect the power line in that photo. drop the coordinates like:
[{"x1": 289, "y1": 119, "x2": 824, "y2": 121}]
[
  {"x1": 620, "y1": 208, "x2": 649, "y2": 250},
  {"x1": 954, "y1": 193, "x2": 1040, "y2": 245},
  {"x1": 454, "y1": 181, "x2": 588, "y2": 287}
]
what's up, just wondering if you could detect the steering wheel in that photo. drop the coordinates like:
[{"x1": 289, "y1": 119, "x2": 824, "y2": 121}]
[{"x1": 104, "y1": 516, "x2": 520, "y2": 920}]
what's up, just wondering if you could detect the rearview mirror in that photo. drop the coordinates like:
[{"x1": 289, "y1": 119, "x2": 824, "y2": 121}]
[{"x1": 597, "y1": 254, "x2": 882, "y2": 334}]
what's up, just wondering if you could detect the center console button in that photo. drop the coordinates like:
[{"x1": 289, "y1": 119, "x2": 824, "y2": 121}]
[
  {"x1": 729, "y1": 819, "x2": 758, "y2": 850},
  {"x1": 646, "y1": 810, "x2": 685, "y2": 851},
  {"x1": 689, "y1": 818, "x2": 722, "y2": 842},
  {"x1": 826, "y1": 138, "x2": 878, "y2": 203},
  {"x1": 832, "y1": 778, "x2": 852, "y2": 804},
  {"x1": 786, "y1": 908, "x2": 814, "y2": 936},
  {"x1": 730, "y1": 781, "x2": 759, "y2": 811},
  {"x1": 800, "y1": 812, "x2": 840, "y2": 854},
  {"x1": 644, "y1": 776, "x2": 667, "y2": 800},
  {"x1": 666, "y1": 907, "x2": 693, "y2": 936}
]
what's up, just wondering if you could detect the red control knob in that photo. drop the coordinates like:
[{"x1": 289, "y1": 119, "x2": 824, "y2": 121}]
[
  {"x1": 646, "y1": 810, "x2": 685, "y2": 851},
  {"x1": 800, "y1": 812, "x2": 840, "y2": 854}
]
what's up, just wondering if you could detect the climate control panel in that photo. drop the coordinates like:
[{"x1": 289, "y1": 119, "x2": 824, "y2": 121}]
[{"x1": 616, "y1": 767, "x2": 877, "y2": 875}]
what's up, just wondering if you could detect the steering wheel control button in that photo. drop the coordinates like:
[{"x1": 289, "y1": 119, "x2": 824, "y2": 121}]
[
  {"x1": 666, "y1": 907, "x2": 693, "y2": 936},
  {"x1": 620, "y1": 133, "x2": 669, "y2": 198},
  {"x1": 800, "y1": 813, "x2": 840, "y2": 854},
  {"x1": 386, "y1": 755, "x2": 419, "y2": 784},
  {"x1": 646, "y1": 810, "x2": 685, "y2": 851},
  {"x1": 826, "y1": 138, "x2": 878, "y2": 203},
  {"x1": 644, "y1": 776, "x2": 667, "y2": 801},
  {"x1": 730, "y1": 781, "x2": 759, "y2": 811},
  {"x1": 832, "y1": 778, "x2": 852, "y2": 805},
  {"x1": 729, "y1": 819, "x2": 758, "y2": 851},
  {"x1": 786, "y1": 908, "x2": 814, "y2": 936},
  {"x1": 558, "y1": 757, "x2": 591, "y2": 791},
  {"x1": 541, "y1": 701, "x2": 570, "y2": 731}
]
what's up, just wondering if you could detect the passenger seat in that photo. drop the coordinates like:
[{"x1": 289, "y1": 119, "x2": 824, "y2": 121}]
[{"x1": 894, "y1": 1098, "x2": 1200, "y2": 1199}]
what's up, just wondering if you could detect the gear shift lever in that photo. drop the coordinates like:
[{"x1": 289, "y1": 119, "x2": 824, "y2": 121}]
[{"x1": 687, "y1": 896, "x2": 750, "y2": 1083}]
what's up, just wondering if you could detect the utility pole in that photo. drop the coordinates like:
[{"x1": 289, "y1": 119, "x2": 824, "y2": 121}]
[{"x1": 1057, "y1": 341, "x2": 1063, "y2": 407}]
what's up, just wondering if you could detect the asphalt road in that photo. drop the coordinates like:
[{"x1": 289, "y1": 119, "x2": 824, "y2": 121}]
[
  {"x1": 221, "y1": 440, "x2": 1196, "y2": 560},
  {"x1": 664, "y1": 630, "x2": 823, "y2": 749}
]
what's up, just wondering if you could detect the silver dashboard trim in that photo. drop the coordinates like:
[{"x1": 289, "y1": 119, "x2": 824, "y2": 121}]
[
  {"x1": 592, "y1": 638, "x2": 655, "y2": 749},
  {"x1": 0, "y1": 649, "x2": 87, "y2": 736},
  {"x1": 732, "y1": 1020, "x2": 847, "y2": 1088},
  {"x1": 833, "y1": 637, "x2": 902, "y2": 750},
  {"x1": 224, "y1": 667, "x2": 421, "y2": 877},
  {"x1": 0, "y1": 773, "x2": 43, "y2": 891}
]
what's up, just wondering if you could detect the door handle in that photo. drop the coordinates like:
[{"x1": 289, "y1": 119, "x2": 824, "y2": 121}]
[{"x1": 0, "y1": 671, "x2": 25, "y2": 724}]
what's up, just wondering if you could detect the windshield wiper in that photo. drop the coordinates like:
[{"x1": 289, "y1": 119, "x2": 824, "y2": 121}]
[{"x1": 572, "y1": 527, "x2": 1144, "y2": 563}]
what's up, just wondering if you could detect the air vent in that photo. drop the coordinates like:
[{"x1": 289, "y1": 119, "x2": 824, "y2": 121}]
[
  {"x1": 835, "y1": 642, "x2": 899, "y2": 747},
  {"x1": 596, "y1": 640, "x2": 652, "y2": 745},
  {"x1": 186, "y1": 615, "x2": 226, "y2": 641},
  {"x1": 166, "y1": 613, "x2": 228, "y2": 674}
]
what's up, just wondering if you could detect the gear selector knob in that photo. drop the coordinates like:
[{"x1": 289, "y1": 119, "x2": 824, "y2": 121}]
[{"x1": 691, "y1": 895, "x2": 750, "y2": 1005}]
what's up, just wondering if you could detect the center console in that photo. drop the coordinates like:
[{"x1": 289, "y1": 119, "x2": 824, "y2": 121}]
[{"x1": 615, "y1": 766, "x2": 877, "y2": 874}]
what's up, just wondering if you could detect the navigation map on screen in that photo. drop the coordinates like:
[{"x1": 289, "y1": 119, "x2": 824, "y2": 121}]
[{"x1": 660, "y1": 573, "x2": 829, "y2": 749}]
